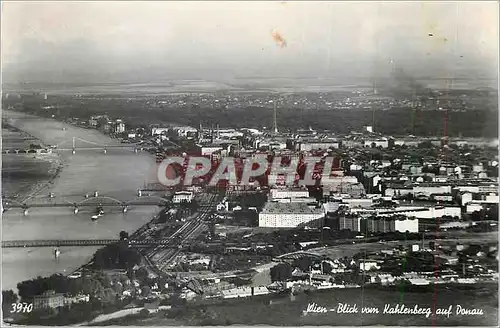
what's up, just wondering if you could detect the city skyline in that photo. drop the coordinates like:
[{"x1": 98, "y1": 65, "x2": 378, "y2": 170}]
[{"x1": 1, "y1": 1, "x2": 498, "y2": 84}]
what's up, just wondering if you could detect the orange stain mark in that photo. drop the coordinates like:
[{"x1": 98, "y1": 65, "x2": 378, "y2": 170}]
[
  {"x1": 271, "y1": 30, "x2": 287, "y2": 48},
  {"x1": 40, "y1": 11, "x2": 66, "y2": 30}
]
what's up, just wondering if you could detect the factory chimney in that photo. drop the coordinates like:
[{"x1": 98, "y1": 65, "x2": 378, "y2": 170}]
[{"x1": 273, "y1": 101, "x2": 278, "y2": 134}]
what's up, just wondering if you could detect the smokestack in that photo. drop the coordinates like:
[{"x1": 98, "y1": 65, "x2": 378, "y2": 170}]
[{"x1": 273, "y1": 101, "x2": 278, "y2": 134}]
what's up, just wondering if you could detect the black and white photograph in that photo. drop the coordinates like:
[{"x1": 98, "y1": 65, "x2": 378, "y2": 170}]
[{"x1": 1, "y1": 1, "x2": 498, "y2": 326}]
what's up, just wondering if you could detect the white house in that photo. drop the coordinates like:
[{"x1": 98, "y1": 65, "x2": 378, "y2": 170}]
[
  {"x1": 359, "y1": 260, "x2": 381, "y2": 271},
  {"x1": 173, "y1": 191, "x2": 194, "y2": 203},
  {"x1": 151, "y1": 127, "x2": 170, "y2": 136}
]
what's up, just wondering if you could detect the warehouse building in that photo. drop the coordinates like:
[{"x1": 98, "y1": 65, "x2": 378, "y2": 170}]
[{"x1": 259, "y1": 202, "x2": 324, "y2": 228}]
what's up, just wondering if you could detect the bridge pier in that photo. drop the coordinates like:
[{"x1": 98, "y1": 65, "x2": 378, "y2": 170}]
[{"x1": 15, "y1": 149, "x2": 20, "y2": 154}]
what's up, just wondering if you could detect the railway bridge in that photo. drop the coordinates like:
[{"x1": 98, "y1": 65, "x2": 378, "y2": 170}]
[
  {"x1": 1, "y1": 239, "x2": 186, "y2": 248},
  {"x1": 2, "y1": 194, "x2": 170, "y2": 215}
]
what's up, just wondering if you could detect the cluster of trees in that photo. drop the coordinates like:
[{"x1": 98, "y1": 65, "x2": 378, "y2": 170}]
[
  {"x1": 178, "y1": 199, "x2": 200, "y2": 215},
  {"x1": 470, "y1": 205, "x2": 499, "y2": 222},
  {"x1": 92, "y1": 242, "x2": 141, "y2": 271},
  {"x1": 231, "y1": 210, "x2": 259, "y2": 227},
  {"x1": 381, "y1": 251, "x2": 436, "y2": 275},
  {"x1": 2, "y1": 290, "x2": 18, "y2": 316},
  {"x1": 17, "y1": 295, "x2": 134, "y2": 326},
  {"x1": 212, "y1": 254, "x2": 267, "y2": 272},
  {"x1": 28, "y1": 143, "x2": 42, "y2": 149},
  {"x1": 231, "y1": 193, "x2": 268, "y2": 209},
  {"x1": 11, "y1": 93, "x2": 498, "y2": 139},
  {"x1": 14, "y1": 271, "x2": 120, "y2": 303},
  {"x1": 332, "y1": 269, "x2": 369, "y2": 285},
  {"x1": 270, "y1": 263, "x2": 293, "y2": 282},
  {"x1": 16, "y1": 274, "x2": 82, "y2": 301}
]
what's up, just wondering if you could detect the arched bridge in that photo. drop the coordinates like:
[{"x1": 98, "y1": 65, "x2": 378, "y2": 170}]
[
  {"x1": 275, "y1": 251, "x2": 325, "y2": 261},
  {"x1": 2, "y1": 194, "x2": 170, "y2": 214}
]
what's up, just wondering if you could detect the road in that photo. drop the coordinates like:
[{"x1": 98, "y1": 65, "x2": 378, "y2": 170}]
[{"x1": 303, "y1": 231, "x2": 499, "y2": 259}]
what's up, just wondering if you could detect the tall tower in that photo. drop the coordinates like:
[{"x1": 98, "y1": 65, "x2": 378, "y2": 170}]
[
  {"x1": 273, "y1": 101, "x2": 278, "y2": 134},
  {"x1": 198, "y1": 122, "x2": 203, "y2": 143},
  {"x1": 371, "y1": 80, "x2": 376, "y2": 133}
]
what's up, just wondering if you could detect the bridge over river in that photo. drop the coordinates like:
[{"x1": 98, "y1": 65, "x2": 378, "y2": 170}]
[
  {"x1": 1, "y1": 136, "x2": 149, "y2": 155},
  {"x1": 2, "y1": 193, "x2": 171, "y2": 215},
  {"x1": 1, "y1": 239, "x2": 184, "y2": 248}
]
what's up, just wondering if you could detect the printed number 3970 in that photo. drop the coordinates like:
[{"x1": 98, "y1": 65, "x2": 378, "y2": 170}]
[{"x1": 11, "y1": 303, "x2": 33, "y2": 313}]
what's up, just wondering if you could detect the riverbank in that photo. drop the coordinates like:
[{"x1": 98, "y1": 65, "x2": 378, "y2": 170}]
[{"x1": 1, "y1": 124, "x2": 63, "y2": 200}]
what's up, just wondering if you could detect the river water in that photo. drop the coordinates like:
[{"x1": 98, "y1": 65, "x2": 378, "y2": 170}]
[{"x1": 2, "y1": 110, "x2": 161, "y2": 291}]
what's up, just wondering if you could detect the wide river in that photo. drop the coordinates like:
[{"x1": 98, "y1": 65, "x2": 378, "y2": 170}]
[{"x1": 2, "y1": 110, "x2": 161, "y2": 291}]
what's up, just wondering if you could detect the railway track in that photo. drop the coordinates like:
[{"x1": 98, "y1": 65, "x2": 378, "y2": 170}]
[{"x1": 146, "y1": 194, "x2": 217, "y2": 272}]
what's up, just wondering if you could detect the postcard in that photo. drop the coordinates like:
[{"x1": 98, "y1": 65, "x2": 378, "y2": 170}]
[{"x1": 1, "y1": 1, "x2": 498, "y2": 326}]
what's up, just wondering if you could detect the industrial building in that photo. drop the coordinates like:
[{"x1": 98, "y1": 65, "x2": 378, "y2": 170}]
[
  {"x1": 297, "y1": 140, "x2": 340, "y2": 151},
  {"x1": 351, "y1": 205, "x2": 462, "y2": 220},
  {"x1": 365, "y1": 217, "x2": 419, "y2": 233},
  {"x1": 33, "y1": 290, "x2": 65, "y2": 310},
  {"x1": 221, "y1": 286, "x2": 269, "y2": 299},
  {"x1": 259, "y1": 202, "x2": 324, "y2": 228},
  {"x1": 413, "y1": 184, "x2": 452, "y2": 197},
  {"x1": 269, "y1": 187, "x2": 309, "y2": 200},
  {"x1": 172, "y1": 191, "x2": 194, "y2": 203},
  {"x1": 342, "y1": 198, "x2": 373, "y2": 209},
  {"x1": 339, "y1": 215, "x2": 361, "y2": 231},
  {"x1": 336, "y1": 216, "x2": 419, "y2": 233}
]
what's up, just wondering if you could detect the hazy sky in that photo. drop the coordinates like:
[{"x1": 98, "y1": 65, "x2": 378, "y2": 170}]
[{"x1": 1, "y1": 1, "x2": 498, "y2": 83}]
